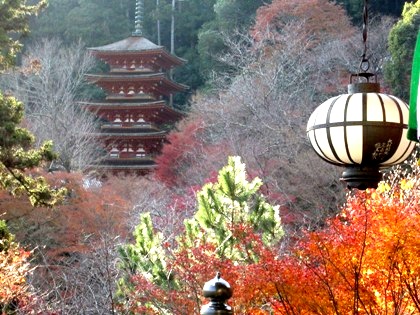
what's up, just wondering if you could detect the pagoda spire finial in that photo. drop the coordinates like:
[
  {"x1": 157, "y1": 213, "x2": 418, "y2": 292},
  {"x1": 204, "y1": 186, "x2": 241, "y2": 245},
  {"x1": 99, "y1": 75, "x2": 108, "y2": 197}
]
[{"x1": 132, "y1": 0, "x2": 144, "y2": 36}]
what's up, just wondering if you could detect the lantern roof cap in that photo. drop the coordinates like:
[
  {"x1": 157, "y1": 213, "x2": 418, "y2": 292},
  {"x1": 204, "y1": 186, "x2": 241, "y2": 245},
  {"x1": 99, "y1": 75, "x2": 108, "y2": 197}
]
[{"x1": 347, "y1": 72, "x2": 380, "y2": 94}]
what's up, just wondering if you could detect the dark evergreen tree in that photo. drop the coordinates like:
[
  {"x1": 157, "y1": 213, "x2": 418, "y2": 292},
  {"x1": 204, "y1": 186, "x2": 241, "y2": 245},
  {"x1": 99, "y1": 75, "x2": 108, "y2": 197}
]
[
  {"x1": 336, "y1": 0, "x2": 407, "y2": 24},
  {"x1": 0, "y1": 220, "x2": 14, "y2": 252},
  {"x1": 29, "y1": 0, "x2": 132, "y2": 46},
  {"x1": 0, "y1": 0, "x2": 46, "y2": 70},
  {"x1": 384, "y1": 1, "x2": 420, "y2": 101},
  {"x1": 197, "y1": 0, "x2": 269, "y2": 81},
  {"x1": 29, "y1": 0, "x2": 217, "y2": 106},
  {"x1": 172, "y1": 0, "x2": 217, "y2": 94}
]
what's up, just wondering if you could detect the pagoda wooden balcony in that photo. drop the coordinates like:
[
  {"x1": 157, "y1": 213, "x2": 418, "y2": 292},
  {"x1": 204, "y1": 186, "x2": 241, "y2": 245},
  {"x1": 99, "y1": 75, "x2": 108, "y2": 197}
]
[
  {"x1": 105, "y1": 92, "x2": 156, "y2": 101},
  {"x1": 100, "y1": 122, "x2": 160, "y2": 132}
]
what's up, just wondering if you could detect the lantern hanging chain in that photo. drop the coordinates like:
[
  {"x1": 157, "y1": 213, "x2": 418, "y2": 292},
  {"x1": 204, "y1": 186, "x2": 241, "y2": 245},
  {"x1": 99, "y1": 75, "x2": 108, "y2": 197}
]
[{"x1": 359, "y1": 0, "x2": 370, "y2": 73}]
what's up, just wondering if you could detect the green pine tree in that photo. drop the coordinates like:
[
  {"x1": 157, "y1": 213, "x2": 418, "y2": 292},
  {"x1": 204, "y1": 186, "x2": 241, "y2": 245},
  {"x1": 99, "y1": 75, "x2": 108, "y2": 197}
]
[
  {"x1": 0, "y1": 0, "x2": 66, "y2": 207},
  {"x1": 186, "y1": 156, "x2": 283, "y2": 260},
  {"x1": 117, "y1": 156, "x2": 283, "y2": 306},
  {"x1": 0, "y1": 92, "x2": 66, "y2": 207},
  {"x1": 118, "y1": 212, "x2": 171, "y2": 293}
]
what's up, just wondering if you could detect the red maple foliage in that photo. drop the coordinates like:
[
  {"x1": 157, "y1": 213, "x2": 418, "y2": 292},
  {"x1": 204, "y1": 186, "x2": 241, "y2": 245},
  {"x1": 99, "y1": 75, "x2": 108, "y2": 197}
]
[
  {"x1": 1, "y1": 170, "x2": 134, "y2": 313},
  {"x1": 155, "y1": 117, "x2": 233, "y2": 188},
  {"x1": 252, "y1": 0, "x2": 354, "y2": 45},
  {"x1": 155, "y1": 119, "x2": 206, "y2": 187},
  {"x1": 1, "y1": 171, "x2": 131, "y2": 260}
]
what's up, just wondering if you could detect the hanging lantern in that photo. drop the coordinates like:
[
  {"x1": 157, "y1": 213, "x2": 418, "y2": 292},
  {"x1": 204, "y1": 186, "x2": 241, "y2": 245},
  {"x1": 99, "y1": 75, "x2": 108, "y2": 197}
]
[{"x1": 306, "y1": 1, "x2": 415, "y2": 190}]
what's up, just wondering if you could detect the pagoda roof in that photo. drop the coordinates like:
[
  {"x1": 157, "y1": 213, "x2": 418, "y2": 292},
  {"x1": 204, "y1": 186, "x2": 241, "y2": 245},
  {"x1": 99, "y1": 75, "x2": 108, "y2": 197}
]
[
  {"x1": 88, "y1": 36, "x2": 185, "y2": 67},
  {"x1": 89, "y1": 36, "x2": 161, "y2": 52}
]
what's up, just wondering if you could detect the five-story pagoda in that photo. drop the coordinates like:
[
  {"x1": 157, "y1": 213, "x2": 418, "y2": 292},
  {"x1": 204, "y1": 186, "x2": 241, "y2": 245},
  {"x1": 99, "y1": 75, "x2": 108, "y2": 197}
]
[{"x1": 81, "y1": 0, "x2": 187, "y2": 175}]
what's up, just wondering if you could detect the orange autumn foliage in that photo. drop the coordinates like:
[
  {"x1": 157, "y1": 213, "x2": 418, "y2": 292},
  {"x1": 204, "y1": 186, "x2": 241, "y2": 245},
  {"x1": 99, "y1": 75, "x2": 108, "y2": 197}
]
[
  {"x1": 212, "y1": 185, "x2": 420, "y2": 315},
  {"x1": 120, "y1": 177, "x2": 420, "y2": 314},
  {"x1": 270, "y1": 186, "x2": 420, "y2": 314},
  {"x1": 230, "y1": 184, "x2": 420, "y2": 314}
]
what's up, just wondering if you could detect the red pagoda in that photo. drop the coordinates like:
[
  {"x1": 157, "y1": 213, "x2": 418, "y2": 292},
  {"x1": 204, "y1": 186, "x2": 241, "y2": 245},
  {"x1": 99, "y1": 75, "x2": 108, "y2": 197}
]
[{"x1": 81, "y1": 0, "x2": 187, "y2": 175}]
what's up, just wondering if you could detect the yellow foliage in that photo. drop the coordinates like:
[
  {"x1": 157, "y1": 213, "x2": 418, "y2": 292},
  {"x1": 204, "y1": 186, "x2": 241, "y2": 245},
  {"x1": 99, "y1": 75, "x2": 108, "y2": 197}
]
[{"x1": 400, "y1": 178, "x2": 414, "y2": 190}]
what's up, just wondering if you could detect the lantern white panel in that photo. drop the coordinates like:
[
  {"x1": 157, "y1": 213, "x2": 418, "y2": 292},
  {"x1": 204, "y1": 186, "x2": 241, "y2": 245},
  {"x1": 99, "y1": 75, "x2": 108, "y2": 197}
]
[
  {"x1": 397, "y1": 98, "x2": 410, "y2": 122},
  {"x1": 314, "y1": 100, "x2": 332, "y2": 124},
  {"x1": 346, "y1": 125, "x2": 363, "y2": 163},
  {"x1": 329, "y1": 126, "x2": 352, "y2": 163},
  {"x1": 366, "y1": 94, "x2": 384, "y2": 121},
  {"x1": 382, "y1": 95, "x2": 402, "y2": 123},
  {"x1": 346, "y1": 94, "x2": 363, "y2": 121},
  {"x1": 314, "y1": 128, "x2": 337, "y2": 163},
  {"x1": 329, "y1": 97, "x2": 347, "y2": 123},
  {"x1": 311, "y1": 128, "x2": 334, "y2": 160},
  {"x1": 307, "y1": 130, "x2": 328, "y2": 162},
  {"x1": 307, "y1": 111, "x2": 318, "y2": 130},
  {"x1": 307, "y1": 131, "x2": 324, "y2": 157}
]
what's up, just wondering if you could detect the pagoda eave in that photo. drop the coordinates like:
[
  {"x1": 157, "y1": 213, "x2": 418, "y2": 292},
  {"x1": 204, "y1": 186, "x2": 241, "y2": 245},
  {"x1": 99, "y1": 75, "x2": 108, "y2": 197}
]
[
  {"x1": 79, "y1": 100, "x2": 166, "y2": 107},
  {"x1": 95, "y1": 164, "x2": 156, "y2": 170},
  {"x1": 92, "y1": 50, "x2": 185, "y2": 69},
  {"x1": 88, "y1": 163, "x2": 157, "y2": 176},
  {"x1": 80, "y1": 101, "x2": 184, "y2": 118},
  {"x1": 85, "y1": 73, "x2": 188, "y2": 96},
  {"x1": 88, "y1": 36, "x2": 186, "y2": 68},
  {"x1": 93, "y1": 157, "x2": 157, "y2": 171},
  {"x1": 93, "y1": 132, "x2": 167, "y2": 140}
]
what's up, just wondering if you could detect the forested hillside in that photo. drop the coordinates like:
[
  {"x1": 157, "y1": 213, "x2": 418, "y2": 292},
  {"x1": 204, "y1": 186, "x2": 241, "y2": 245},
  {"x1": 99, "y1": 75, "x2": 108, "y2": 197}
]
[
  {"x1": 0, "y1": 0, "x2": 419, "y2": 314},
  {"x1": 26, "y1": 0, "x2": 409, "y2": 94}
]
